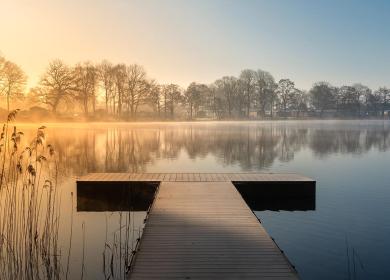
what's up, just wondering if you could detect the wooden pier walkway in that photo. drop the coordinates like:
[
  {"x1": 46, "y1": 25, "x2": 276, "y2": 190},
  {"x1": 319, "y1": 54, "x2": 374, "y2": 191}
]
[
  {"x1": 78, "y1": 172, "x2": 313, "y2": 183},
  {"x1": 77, "y1": 173, "x2": 315, "y2": 279}
]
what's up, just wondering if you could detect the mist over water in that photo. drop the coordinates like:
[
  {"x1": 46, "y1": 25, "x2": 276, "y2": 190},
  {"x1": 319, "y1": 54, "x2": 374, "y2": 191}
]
[
  {"x1": 16, "y1": 120, "x2": 389, "y2": 173},
  {"x1": 10, "y1": 120, "x2": 390, "y2": 279}
]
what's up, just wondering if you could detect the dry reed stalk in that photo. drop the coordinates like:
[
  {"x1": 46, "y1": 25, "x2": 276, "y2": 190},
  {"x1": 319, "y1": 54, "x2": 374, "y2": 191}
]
[{"x1": 0, "y1": 110, "x2": 60, "y2": 280}]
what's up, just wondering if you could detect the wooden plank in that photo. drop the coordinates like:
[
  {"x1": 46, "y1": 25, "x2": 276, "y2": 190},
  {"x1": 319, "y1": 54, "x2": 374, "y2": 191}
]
[
  {"x1": 77, "y1": 172, "x2": 314, "y2": 183},
  {"x1": 177, "y1": 173, "x2": 183, "y2": 181},
  {"x1": 129, "y1": 181, "x2": 298, "y2": 280}
]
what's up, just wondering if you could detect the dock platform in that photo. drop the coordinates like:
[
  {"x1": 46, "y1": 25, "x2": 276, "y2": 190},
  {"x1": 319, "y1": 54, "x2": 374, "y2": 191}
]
[
  {"x1": 78, "y1": 172, "x2": 314, "y2": 183},
  {"x1": 77, "y1": 173, "x2": 315, "y2": 279}
]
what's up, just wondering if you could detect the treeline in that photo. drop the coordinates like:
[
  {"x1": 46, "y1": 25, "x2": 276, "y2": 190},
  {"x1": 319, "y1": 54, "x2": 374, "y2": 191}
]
[{"x1": 1, "y1": 55, "x2": 390, "y2": 120}]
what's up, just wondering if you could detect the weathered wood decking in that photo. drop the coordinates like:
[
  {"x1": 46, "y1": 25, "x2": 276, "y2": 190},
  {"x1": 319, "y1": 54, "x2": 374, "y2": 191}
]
[
  {"x1": 78, "y1": 172, "x2": 313, "y2": 183},
  {"x1": 77, "y1": 173, "x2": 315, "y2": 279}
]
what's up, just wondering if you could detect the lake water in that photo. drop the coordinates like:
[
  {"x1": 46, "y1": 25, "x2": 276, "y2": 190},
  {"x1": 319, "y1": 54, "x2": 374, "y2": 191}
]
[{"x1": 8, "y1": 120, "x2": 390, "y2": 279}]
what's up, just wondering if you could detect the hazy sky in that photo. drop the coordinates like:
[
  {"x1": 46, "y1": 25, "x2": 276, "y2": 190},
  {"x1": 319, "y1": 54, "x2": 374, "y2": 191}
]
[{"x1": 1, "y1": 0, "x2": 389, "y2": 90}]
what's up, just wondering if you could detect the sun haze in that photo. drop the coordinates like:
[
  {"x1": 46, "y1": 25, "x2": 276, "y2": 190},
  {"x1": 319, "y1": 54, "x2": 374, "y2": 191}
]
[{"x1": 1, "y1": 0, "x2": 389, "y2": 90}]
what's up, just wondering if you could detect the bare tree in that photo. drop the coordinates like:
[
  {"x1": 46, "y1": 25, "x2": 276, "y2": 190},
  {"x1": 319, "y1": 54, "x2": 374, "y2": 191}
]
[
  {"x1": 113, "y1": 64, "x2": 127, "y2": 117},
  {"x1": 337, "y1": 86, "x2": 360, "y2": 117},
  {"x1": 309, "y1": 82, "x2": 336, "y2": 117},
  {"x1": 208, "y1": 84, "x2": 224, "y2": 119},
  {"x1": 74, "y1": 62, "x2": 98, "y2": 117},
  {"x1": 3, "y1": 55, "x2": 388, "y2": 120},
  {"x1": 124, "y1": 64, "x2": 148, "y2": 119},
  {"x1": 276, "y1": 79, "x2": 295, "y2": 116},
  {"x1": 98, "y1": 60, "x2": 115, "y2": 114},
  {"x1": 239, "y1": 69, "x2": 256, "y2": 118},
  {"x1": 39, "y1": 60, "x2": 75, "y2": 113},
  {"x1": 289, "y1": 89, "x2": 308, "y2": 117},
  {"x1": 184, "y1": 82, "x2": 208, "y2": 120},
  {"x1": 214, "y1": 76, "x2": 238, "y2": 118},
  {"x1": 375, "y1": 87, "x2": 390, "y2": 116},
  {"x1": 162, "y1": 84, "x2": 182, "y2": 119},
  {"x1": 146, "y1": 80, "x2": 162, "y2": 118},
  {"x1": 353, "y1": 83, "x2": 371, "y2": 117},
  {"x1": 365, "y1": 90, "x2": 382, "y2": 116},
  {"x1": 0, "y1": 58, "x2": 26, "y2": 111},
  {"x1": 254, "y1": 70, "x2": 276, "y2": 118}
]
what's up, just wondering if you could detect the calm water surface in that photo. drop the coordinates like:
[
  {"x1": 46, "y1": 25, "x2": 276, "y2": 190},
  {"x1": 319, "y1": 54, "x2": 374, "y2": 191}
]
[{"x1": 17, "y1": 120, "x2": 390, "y2": 279}]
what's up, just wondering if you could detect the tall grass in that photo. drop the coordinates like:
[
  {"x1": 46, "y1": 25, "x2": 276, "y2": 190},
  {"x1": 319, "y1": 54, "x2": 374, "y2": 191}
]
[
  {"x1": 102, "y1": 206, "x2": 143, "y2": 279},
  {"x1": 0, "y1": 111, "x2": 146, "y2": 279},
  {"x1": 0, "y1": 110, "x2": 60, "y2": 280}
]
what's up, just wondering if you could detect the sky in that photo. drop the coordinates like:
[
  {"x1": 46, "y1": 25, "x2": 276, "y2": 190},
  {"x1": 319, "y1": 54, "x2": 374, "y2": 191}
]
[{"x1": 1, "y1": 0, "x2": 389, "y2": 90}]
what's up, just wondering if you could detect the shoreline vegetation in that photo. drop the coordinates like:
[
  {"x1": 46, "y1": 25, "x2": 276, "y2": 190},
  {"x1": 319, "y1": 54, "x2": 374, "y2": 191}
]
[
  {"x1": 0, "y1": 110, "x2": 140, "y2": 279},
  {"x1": 0, "y1": 110, "x2": 61, "y2": 279},
  {"x1": 1, "y1": 55, "x2": 390, "y2": 122}
]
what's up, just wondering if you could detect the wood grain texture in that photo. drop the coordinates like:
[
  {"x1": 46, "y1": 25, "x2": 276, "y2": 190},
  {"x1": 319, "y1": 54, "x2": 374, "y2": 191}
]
[
  {"x1": 129, "y1": 182, "x2": 299, "y2": 280},
  {"x1": 77, "y1": 172, "x2": 314, "y2": 183},
  {"x1": 76, "y1": 173, "x2": 313, "y2": 279}
]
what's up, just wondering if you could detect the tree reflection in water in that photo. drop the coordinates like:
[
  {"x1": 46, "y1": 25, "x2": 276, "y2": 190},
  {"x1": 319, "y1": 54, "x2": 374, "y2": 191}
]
[
  {"x1": 18, "y1": 121, "x2": 388, "y2": 176},
  {"x1": 5, "y1": 121, "x2": 390, "y2": 279}
]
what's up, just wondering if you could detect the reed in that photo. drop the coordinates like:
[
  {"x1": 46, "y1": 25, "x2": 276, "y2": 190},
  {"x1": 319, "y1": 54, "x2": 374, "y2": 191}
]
[
  {"x1": 0, "y1": 110, "x2": 60, "y2": 280},
  {"x1": 0, "y1": 111, "x2": 144, "y2": 279},
  {"x1": 102, "y1": 185, "x2": 142, "y2": 280}
]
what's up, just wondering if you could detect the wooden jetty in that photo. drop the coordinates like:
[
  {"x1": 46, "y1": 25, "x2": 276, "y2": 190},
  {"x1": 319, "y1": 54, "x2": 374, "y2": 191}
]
[
  {"x1": 78, "y1": 172, "x2": 314, "y2": 183},
  {"x1": 77, "y1": 173, "x2": 315, "y2": 279}
]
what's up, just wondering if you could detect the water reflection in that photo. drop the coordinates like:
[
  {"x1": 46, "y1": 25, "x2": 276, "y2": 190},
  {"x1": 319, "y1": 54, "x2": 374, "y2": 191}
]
[
  {"x1": 77, "y1": 182, "x2": 157, "y2": 212},
  {"x1": 235, "y1": 181, "x2": 316, "y2": 211},
  {"x1": 25, "y1": 121, "x2": 390, "y2": 175},
  {"x1": 77, "y1": 180, "x2": 315, "y2": 212},
  {"x1": 12, "y1": 121, "x2": 390, "y2": 280}
]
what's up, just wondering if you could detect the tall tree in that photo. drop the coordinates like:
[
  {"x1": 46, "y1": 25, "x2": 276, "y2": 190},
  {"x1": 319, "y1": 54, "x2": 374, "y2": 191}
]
[
  {"x1": 375, "y1": 87, "x2": 390, "y2": 116},
  {"x1": 74, "y1": 62, "x2": 98, "y2": 117},
  {"x1": 337, "y1": 86, "x2": 360, "y2": 116},
  {"x1": 0, "y1": 58, "x2": 26, "y2": 111},
  {"x1": 276, "y1": 79, "x2": 295, "y2": 116},
  {"x1": 365, "y1": 90, "x2": 382, "y2": 115},
  {"x1": 239, "y1": 69, "x2": 256, "y2": 118},
  {"x1": 163, "y1": 84, "x2": 182, "y2": 119},
  {"x1": 353, "y1": 83, "x2": 371, "y2": 117},
  {"x1": 254, "y1": 69, "x2": 276, "y2": 118},
  {"x1": 125, "y1": 64, "x2": 148, "y2": 119},
  {"x1": 39, "y1": 60, "x2": 75, "y2": 113},
  {"x1": 309, "y1": 82, "x2": 336, "y2": 117},
  {"x1": 208, "y1": 84, "x2": 224, "y2": 119},
  {"x1": 98, "y1": 60, "x2": 115, "y2": 114},
  {"x1": 113, "y1": 64, "x2": 127, "y2": 117},
  {"x1": 289, "y1": 89, "x2": 308, "y2": 117},
  {"x1": 214, "y1": 76, "x2": 238, "y2": 118},
  {"x1": 146, "y1": 80, "x2": 162, "y2": 118},
  {"x1": 184, "y1": 82, "x2": 207, "y2": 120}
]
